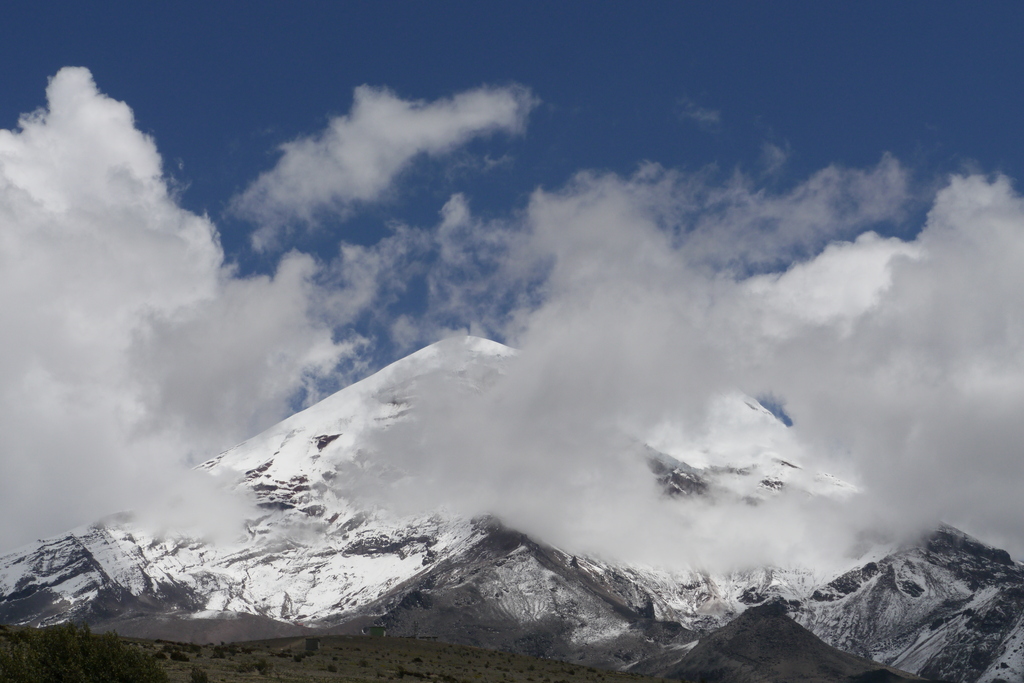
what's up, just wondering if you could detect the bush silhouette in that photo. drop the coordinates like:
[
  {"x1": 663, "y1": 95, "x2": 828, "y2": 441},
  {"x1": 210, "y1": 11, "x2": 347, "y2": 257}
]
[{"x1": 0, "y1": 622, "x2": 168, "y2": 683}]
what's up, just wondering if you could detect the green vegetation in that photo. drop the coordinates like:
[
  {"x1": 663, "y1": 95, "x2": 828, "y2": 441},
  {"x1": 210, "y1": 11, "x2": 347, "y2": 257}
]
[
  {"x1": 0, "y1": 621, "x2": 168, "y2": 683},
  {"x1": 1, "y1": 623, "x2": 680, "y2": 683}
]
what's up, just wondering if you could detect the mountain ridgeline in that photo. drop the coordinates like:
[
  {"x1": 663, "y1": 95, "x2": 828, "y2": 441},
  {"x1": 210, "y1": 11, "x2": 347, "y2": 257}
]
[{"x1": 1, "y1": 337, "x2": 1022, "y2": 683}]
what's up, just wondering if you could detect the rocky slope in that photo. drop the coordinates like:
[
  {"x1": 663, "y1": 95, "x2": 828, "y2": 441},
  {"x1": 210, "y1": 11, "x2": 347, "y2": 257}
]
[
  {"x1": 668, "y1": 601, "x2": 923, "y2": 683},
  {"x1": 1, "y1": 336, "x2": 1022, "y2": 682}
]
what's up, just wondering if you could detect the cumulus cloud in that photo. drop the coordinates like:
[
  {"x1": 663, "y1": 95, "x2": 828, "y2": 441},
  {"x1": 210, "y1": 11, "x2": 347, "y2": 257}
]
[
  {"x1": 367, "y1": 162, "x2": 1024, "y2": 567},
  {"x1": 7, "y1": 67, "x2": 1024, "y2": 573},
  {"x1": 233, "y1": 84, "x2": 537, "y2": 249},
  {"x1": 0, "y1": 68, "x2": 358, "y2": 550},
  {"x1": 778, "y1": 174, "x2": 1024, "y2": 556}
]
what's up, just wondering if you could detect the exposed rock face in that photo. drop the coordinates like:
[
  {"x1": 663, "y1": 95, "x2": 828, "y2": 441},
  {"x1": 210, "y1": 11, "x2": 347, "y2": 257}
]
[
  {"x1": 795, "y1": 526, "x2": 1024, "y2": 683},
  {"x1": 1, "y1": 337, "x2": 1023, "y2": 683},
  {"x1": 349, "y1": 518, "x2": 699, "y2": 670},
  {"x1": 0, "y1": 523, "x2": 204, "y2": 627}
]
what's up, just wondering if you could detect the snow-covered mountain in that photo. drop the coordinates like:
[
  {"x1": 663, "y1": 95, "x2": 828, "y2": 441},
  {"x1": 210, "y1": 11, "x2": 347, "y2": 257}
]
[{"x1": 1, "y1": 336, "x2": 1022, "y2": 682}]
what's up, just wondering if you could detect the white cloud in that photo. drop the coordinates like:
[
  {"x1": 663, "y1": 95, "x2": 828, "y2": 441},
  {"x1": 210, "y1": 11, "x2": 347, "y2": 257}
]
[
  {"x1": 685, "y1": 154, "x2": 910, "y2": 271},
  {"x1": 129, "y1": 251, "x2": 354, "y2": 446},
  {"x1": 233, "y1": 84, "x2": 537, "y2": 249},
  {"x1": 677, "y1": 97, "x2": 722, "y2": 129},
  {"x1": 777, "y1": 174, "x2": 1024, "y2": 555},
  {"x1": 744, "y1": 231, "x2": 921, "y2": 337},
  {"x1": 368, "y1": 162, "x2": 1024, "y2": 566},
  {"x1": 299, "y1": 192, "x2": 549, "y2": 358},
  {"x1": 759, "y1": 141, "x2": 790, "y2": 175},
  {"x1": 7, "y1": 67, "x2": 1024, "y2": 572},
  {"x1": 0, "y1": 68, "x2": 357, "y2": 551}
]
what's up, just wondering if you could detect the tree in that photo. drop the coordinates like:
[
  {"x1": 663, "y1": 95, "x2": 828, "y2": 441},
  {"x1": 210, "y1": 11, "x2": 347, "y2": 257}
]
[{"x1": 0, "y1": 622, "x2": 168, "y2": 683}]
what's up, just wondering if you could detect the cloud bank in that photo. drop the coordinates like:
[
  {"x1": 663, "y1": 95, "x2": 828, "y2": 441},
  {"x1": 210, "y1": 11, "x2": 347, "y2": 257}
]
[
  {"x1": 367, "y1": 163, "x2": 1024, "y2": 567},
  {"x1": 0, "y1": 68, "x2": 355, "y2": 549},
  {"x1": 5, "y1": 67, "x2": 1024, "y2": 571},
  {"x1": 233, "y1": 83, "x2": 536, "y2": 249}
]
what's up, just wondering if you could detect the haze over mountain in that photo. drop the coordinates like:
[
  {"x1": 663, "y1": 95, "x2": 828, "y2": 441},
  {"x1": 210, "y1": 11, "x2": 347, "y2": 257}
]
[{"x1": 3, "y1": 336, "x2": 1024, "y2": 683}]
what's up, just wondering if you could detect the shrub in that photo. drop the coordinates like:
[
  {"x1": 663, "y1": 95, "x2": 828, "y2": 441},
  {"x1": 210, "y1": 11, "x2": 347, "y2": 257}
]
[
  {"x1": 169, "y1": 650, "x2": 190, "y2": 661},
  {"x1": 254, "y1": 657, "x2": 273, "y2": 675},
  {"x1": 190, "y1": 665, "x2": 210, "y2": 683},
  {"x1": 0, "y1": 622, "x2": 168, "y2": 683},
  {"x1": 327, "y1": 663, "x2": 338, "y2": 672}
]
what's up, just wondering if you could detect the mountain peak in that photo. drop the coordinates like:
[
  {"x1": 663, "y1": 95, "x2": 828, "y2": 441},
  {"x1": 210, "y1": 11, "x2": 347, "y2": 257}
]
[{"x1": 199, "y1": 335, "x2": 515, "y2": 477}]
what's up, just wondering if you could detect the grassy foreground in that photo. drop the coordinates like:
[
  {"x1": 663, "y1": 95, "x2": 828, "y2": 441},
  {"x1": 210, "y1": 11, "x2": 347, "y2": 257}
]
[{"x1": 2, "y1": 623, "x2": 677, "y2": 683}]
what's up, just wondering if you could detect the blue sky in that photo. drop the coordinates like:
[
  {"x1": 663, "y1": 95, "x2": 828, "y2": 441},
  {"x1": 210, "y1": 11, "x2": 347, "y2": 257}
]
[
  {"x1": 6, "y1": 2, "x2": 1023, "y2": 256},
  {"x1": 4, "y1": 3, "x2": 1024, "y2": 558},
  {"x1": 3, "y1": 2, "x2": 1019, "y2": 354}
]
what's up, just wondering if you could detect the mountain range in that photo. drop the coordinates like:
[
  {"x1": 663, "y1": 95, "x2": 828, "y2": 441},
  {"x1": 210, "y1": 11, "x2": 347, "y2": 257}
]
[{"x1": 1, "y1": 336, "x2": 1023, "y2": 682}]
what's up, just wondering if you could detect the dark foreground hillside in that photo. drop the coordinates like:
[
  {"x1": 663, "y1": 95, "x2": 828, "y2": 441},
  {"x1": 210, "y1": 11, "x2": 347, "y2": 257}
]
[
  {"x1": 666, "y1": 603, "x2": 926, "y2": 683},
  {"x1": 0, "y1": 617, "x2": 946, "y2": 683},
  {"x1": 1, "y1": 623, "x2": 678, "y2": 683}
]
